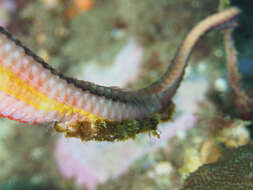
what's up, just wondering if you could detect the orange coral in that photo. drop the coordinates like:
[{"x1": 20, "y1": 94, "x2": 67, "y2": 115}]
[
  {"x1": 74, "y1": 0, "x2": 93, "y2": 11},
  {"x1": 66, "y1": 0, "x2": 93, "y2": 18}
]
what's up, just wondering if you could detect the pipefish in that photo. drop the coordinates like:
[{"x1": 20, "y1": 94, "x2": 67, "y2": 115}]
[{"x1": 0, "y1": 7, "x2": 240, "y2": 141}]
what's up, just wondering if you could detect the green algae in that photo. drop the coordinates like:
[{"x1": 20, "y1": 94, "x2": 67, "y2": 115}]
[
  {"x1": 219, "y1": 0, "x2": 231, "y2": 10},
  {"x1": 55, "y1": 101, "x2": 175, "y2": 142}
]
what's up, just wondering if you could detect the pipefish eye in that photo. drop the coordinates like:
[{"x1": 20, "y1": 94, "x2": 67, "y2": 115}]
[{"x1": 0, "y1": 7, "x2": 240, "y2": 141}]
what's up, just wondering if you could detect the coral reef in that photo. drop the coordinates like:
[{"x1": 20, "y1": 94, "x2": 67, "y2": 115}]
[
  {"x1": 181, "y1": 143, "x2": 253, "y2": 190},
  {"x1": 0, "y1": 0, "x2": 252, "y2": 189}
]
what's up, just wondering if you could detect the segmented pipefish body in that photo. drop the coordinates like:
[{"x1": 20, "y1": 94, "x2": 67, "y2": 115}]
[{"x1": 0, "y1": 7, "x2": 240, "y2": 141}]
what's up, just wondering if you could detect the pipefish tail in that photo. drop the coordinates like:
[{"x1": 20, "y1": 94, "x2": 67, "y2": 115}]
[{"x1": 0, "y1": 7, "x2": 240, "y2": 141}]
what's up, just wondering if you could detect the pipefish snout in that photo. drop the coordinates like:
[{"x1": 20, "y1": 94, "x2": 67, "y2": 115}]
[{"x1": 0, "y1": 7, "x2": 240, "y2": 141}]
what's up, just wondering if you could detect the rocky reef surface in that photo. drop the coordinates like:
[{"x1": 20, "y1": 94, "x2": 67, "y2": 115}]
[{"x1": 0, "y1": 0, "x2": 252, "y2": 190}]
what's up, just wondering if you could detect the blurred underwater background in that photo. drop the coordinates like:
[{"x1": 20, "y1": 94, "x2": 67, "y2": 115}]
[{"x1": 0, "y1": 0, "x2": 252, "y2": 189}]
